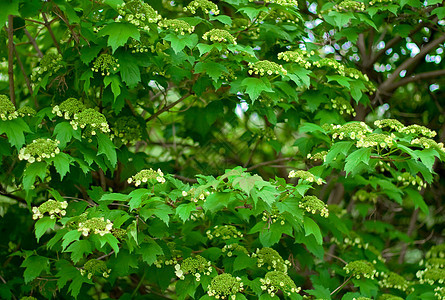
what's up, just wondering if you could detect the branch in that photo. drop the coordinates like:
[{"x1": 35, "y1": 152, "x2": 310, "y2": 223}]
[
  {"x1": 173, "y1": 174, "x2": 198, "y2": 183},
  {"x1": 42, "y1": 12, "x2": 60, "y2": 53},
  {"x1": 390, "y1": 69, "x2": 445, "y2": 90},
  {"x1": 146, "y1": 93, "x2": 192, "y2": 122},
  {"x1": 13, "y1": 45, "x2": 36, "y2": 105},
  {"x1": 246, "y1": 157, "x2": 293, "y2": 172},
  {"x1": 24, "y1": 28, "x2": 43, "y2": 58},
  {"x1": 7, "y1": 15, "x2": 15, "y2": 107}
]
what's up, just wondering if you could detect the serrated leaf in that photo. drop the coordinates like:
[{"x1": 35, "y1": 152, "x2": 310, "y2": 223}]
[
  {"x1": 21, "y1": 255, "x2": 50, "y2": 283},
  {"x1": 0, "y1": 118, "x2": 31, "y2": 149},
  {"x1": 65, "y1": 240, "x2": 93, "y2": 263},
  {"x1": 233, "y1": 253, "x2": 256, "y2": 271},
  {"x1": 104, "y1": 74, "x2": 122, "y2": 101},
  {"x1": 128, "y1": 188, "x2": 151, "y2": 211},
  {"x1": 164, "y1": 33, "x2": 198, "y2": 53},
  {"x1": 53, "y1": 122, "x2": 81, "y2": 148},
  {"x1": 203, "y1": 192, "x2": 232, "y2": 213},
  {"x1": 176, "y1": 202, "x2": 196, "y2": 222},
  {"x1": 98, "y1": 233, "x2": 120, "y2": 254},
  {"x1": 62, "y1": 230, "x2": 82, "y2": 251},
  {"x1": 195, "y1": 61, "x2": 228, "y2": 82},
  {"x1": 50, "y1": 152, "x2": 74, "y2": 180},
  {"x1": 35, "y1": 216, "x2": 56, "y2": 242},
  {"x1": 232, "y1": 174, "x2": 263, "y2": 196},
  {"x1": 405, "y1": 188, "x2": 429, "y2": 215},
  {"x1": 0, "y1": 0, "x2": 19, "y2": 30},
  {"x1": 241, "y1": 77, "x2": 274, "y2": 101},
  {"x1": 304, "y1": 216, "x2": 322, "y2": 245},
  {"x1": 99, "y1": 22, "x2": 140, "y2": 53},
  {"x1": 23, "y1": 162, "x2": 47, "y2": 191},
  {"x1": 325, "y1": 141, "x2": 354, "y2": 164},
  {"x1": 344, "y1": 148, "x2": 371, "y2": 176},
  {"x1": 115, "y1": 51, "x2": 141, "y2": 87},
  {"x1": 96, "y1": 132, "x2": 117, "y2": 167},
  {"x1": 138, "y1": 239, "x2": 163, "y2": 265},
  {"x1": 80, "y1": 45, "x2": 103, "y2": 65},
  {"x1": 415, "y1": 148, "x2": 438, "y2": 172}
]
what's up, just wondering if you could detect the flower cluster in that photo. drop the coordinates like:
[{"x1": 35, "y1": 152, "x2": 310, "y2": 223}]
[
  {"x1": 260, "y1": 271, "x2": 301, "y2": 297},
  {"x1": 112, "y1": 116, "x2": 142, "y2": 144},
  {"x1": 252, "y1": 247, "x2": 290, "y2": 273},
  {"x1": 248, "y1": 60, "x2": 287, "y2": 76},
  {"x1": 378, "y1": 294, "x2": 404, "y2": 300},
  {"x1": 251, "y1": 0, "x2": 298, "y2": 6},
  {"x1": 69, "y1": 108, "x2": 110, "y2": 138},
  {"x1": 328, "y1": 122, "x2": 373, "y2": 140},
  {"x1": 344, "y1": 260, "x2": 377, "y2": 279},
  {"x1": 77, "y1": 217, "x2": 113, "y2": 236},
  {"x1": 18, "y1": 138, "x2": 61, "y2": 163},
  {"x1": 154, "y1": 242, "x2": 182, "y2": 268},
  {"x1": 374, "y1": 119, "x2": 404, "y2": 131},
  {"x1": 416, "y1": 267, "x2": 445, "y2": 285},
  {"x1": 353, "y1": 298, "x2": 372, "y2": 300},
  {"x1": 92, "y1": 54, "x2": 119, "y2": 76},
  {"x1": 0, "y1": 95, "x2": 18, "y2": 120},
  {"x1": 206, "y1": 225, "x2": 243, "y2": 241},
  {"x1": 52, "y1": 98, "x2": 85, "y2": 119},
  {"x1": 336, "y1": 0, "x2": 365, "y2": 12},
  {"x1": 262, "y1": 205, "x2": 286, "y2": 225},
  {"x1": 423, "y1": 258, "x2": 445, "y2": 269},
  {"x1": 378, "y1": 272, "x2": 411, "y2": 292},
  {"x1": 288, "y1": 170, "x2": 324, "y2": 185},
  {"x1": 313, "y1": 58, "x2": 345, "y2": 76},
  {"x1": 401, "y1": 124, "x2": 436, "y2": 138},
  {"x1": 331, "y1": 97, "x2": 356, "y2": 116},
  {"x1": 369, "y1": 0, "x2": 397, "y2": 5},
  {"x1": 185, "y1": 187, "x2": 211, "y2": 203},
  {"x1": 222, "y1": 243, "x2": 249, "y2": 257},
  {"x1": 112, "y1": 228, "x2": 127, "y2": 240},
  {"x1": 117, "y1": 1, "x2": 161, "y2": 31},
  {"x1": 356, "y1": 133, "x2": 395, "y2": 148},
  {"x1": 203, "y1": 29, "x2": 237, "y2": 44},
  {"x1": 278, "y1": 50, "x2": 312, "y2": 68},
  {"x1": 17, "y1": 106, "x2": 36, "y2": 117},
  {"x1": 158, "y1": 19, "x2": 195, "y2": 35},
  {"x1": 411, "y1": 137, "x2": 445, "y2": 156},
  {"x1": 307, "y1": 151, "x2": 327, "y2": 162},
  {"x1": 299, "y1": 196, "x2": 329, "y2": 217},
  {"x1": 184, "y1": 0, "x2": 220, "y2": 15},
  {"x1": 352, "y1": 190, "x2": 378, "y2": 203},
  {"x1": 174, "y1": 255, "x2": 212, "y2": 281},
  {"x1": 31, "y1": 53, "x2": 63, "y2": 82},
  {"x1": 435, "y1": 287, "x2": 445, "y2": 300},
  {"x1": 427, "y1": 244, "x2": 445, "y2": 259},
  {"x1": 127, "y1": 168, "x2": 166, "y2": 186},
  {"x1": 80, "y1": 259, "x2": 111, "y2": 279},
  {"x1": 207, "y1": 273, "x2": 243, "y2": 299},
  {"x1": 396, "y1": 172, "x2": 427, "y2": 190},
  {"x1": 32, "y1": 199, "x2": 68, "y2": 220}
]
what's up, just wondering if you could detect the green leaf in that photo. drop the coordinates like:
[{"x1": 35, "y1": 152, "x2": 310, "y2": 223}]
[
  {"x1": 164, "y1": 33, "x2": 198, "y2": 53},
  {"x1": 203, "y1": 192, "x2": 232, "y2": 213},
  {"x1": 327, "y1": 11, "x2": 355, "y2": 28},
  {"x1": 405, "y1": 188, "x2": 429, "y2": 215},
  {"x1": 62, "y1": 230, "x2": 82, "y2": 251},
  {"x1": 53, "y1": 122, "x2": 81, "y2": 148},
  {"x1": 176, "y1": 202, "x2": 196, "y2": 222},
  {"x1": 195, "y1": 61, "x2": 228, "y2": 82},
  {"x1": 0, "y1": 118, "x2": 31, "y2": 149},
  {"x1": 115, "y1": 51, "x2": 141, "y2": 88},
  {"x1": 0, "y1": 0, "x2": 19, "y2": 29},
  {"x1": 35, "y1": 216, "x2": 56, "y2": 242},
  {"x1": 96, "y1": 132, "x2": 117, "y2": 167},
  {"x1": 100, "y1": 192, "x2": 131, "y2": 202},
  {"x1": 209, "y1": 15, "x2": 232, "y2": 25},
  {"x1": 415, "y1": 148, "x2": 438, "y2": 172},
  {"x1": 326, "y1": 75, "x2": 351, "y2": 88},
  {"x1": 325, "y1": 141, "x2": 354, "y2": 164},
  {"x1": 304, "y1": 216, "x2": 322, "y2": 245},
  {"x1": 80, "y1": 45, "x2": 103, "y2": 65},
  {"x1": 21, "y1": 255, "x2": 50, "y2": 283},
  {"x1": 241, "y1": 77, "x2": 274, "y2": 101},
  {"x1": 344, "y1": 148, "x2": 371, "y2": 176},
  {"x1": 237, "y1": 6, "x2": 268, "y2": 20},
  {"x1": 233, "y1": 253, "x2": 256, "y2": 271},
  {"x1": 99, "y1": 22, "x2": 140, "y2": 53},
  {"x1": 232, "y1": 174, "x2": 263, "y2": 196},
  {"x1": 432, "y1": 7, "x2": 445, "y2": 19},
  {"x1": 128, "y1": 188, "x2": 151, "y2": 211},
  {"x1": 23, "y1": 162, "x2": 47, "y2": 191},
  {"x1": 98, "y1": 233, "x2": 120, "y2": 254},
  {"x1": 138, "y1": 238, "x2": 163, "y2": 265},
  {"x1": 103, "y1": 74, "x2": 122, "y2": 101},
  {"x1": 50, "y1": 152, "x2": 74, "y2": 180},
  {"x1": 65, "y1": 240, "x2": 93, "y2": 263}
]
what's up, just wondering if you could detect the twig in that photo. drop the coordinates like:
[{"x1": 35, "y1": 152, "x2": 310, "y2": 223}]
[
  {"x1": 173, "y1": 174, "x2": 198, "y2": 183},
  {"x1": 331, "y1": 275, "x2": 352, "y2": 296},
  {"x1": 243, "y1": 138, "x2": 261, "y2": 168},
  {"x1": 398, "y1": 208, "x2": 419, "y2": 263},
  {"x1": 97, "y1": 250, "x2": 115, "y2": 260},
  {"x1": 7, "y1": 15, "x2": 16, "y2": 107},
  {"x1": 390, "y1": 69, "x2": 445, "y2": 90},
  {"x1": 325, "y1": 252, "x2": 348, "y2": 265},
  {"x1": 146, "y1": 93, "x2": 192, "y2": 122},
  {"x1": 42, "y1": 12, "x2": 61, "y2": 53},
  {"x1": 246, "y1": 157, "x2": 293, "y2": 172},
  {"x1": 13, "y1": 45, "x2": 36, "y2": 105}
]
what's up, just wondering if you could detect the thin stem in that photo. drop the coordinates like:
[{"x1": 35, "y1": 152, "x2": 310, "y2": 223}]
[
  {"x1": 42, "y1": 12, "x2": 61, "y2": 53},
  {"x1": 146, "y1": 93, "x2": 192, "y2": 122},
  {"x1": 131, "y1": 273, "x2": 146, "y2": 298},
  {"x1": 330, "y1": 275, "x2": 352, "y2": 296},
  {"x1": 7, "y1": 15, "x2": 16, "y2": 107},
  {"x1": 13, "y1": 45, "x2": 36, "y2": 105}
]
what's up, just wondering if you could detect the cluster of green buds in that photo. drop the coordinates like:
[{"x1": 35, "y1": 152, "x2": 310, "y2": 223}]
[
  {"x1": 17, "y1": 106, "x2": 36, "y2": 117},
  {"x1": 77, "y1": 217, "x2": 113, "y2": 237},
  {"x1": 378, "y1": 272, "x2": 411, "y2": 292},
  {"x1": 344, "y1": 260, "x2": 377, "y2": 279},
  {"x1": 207, "y1": 273, "x2": 243, "y2": 299},
  {"x1": 69, "y1": 108, "x2": 110, "y2": 138},
  {"x1": 80, "y1": 259, "x2": 111, "y2": 279},
  {"x1": 396, "y1": 172, "x2": 427, "y2": 190},
  {"x1": 313, "y1": 58, "x2": 345, "y2": 76},
  {"x1": 222, "y1": 243, "x2": 249, "y2": 257},
  {"x1": 52, "y1": 98, "x2": 85, "y2": 119},
  {"x1": 206, "y1": 225, "x2": 243, "y2": 240},
  {"x1": 336, "y1": 0, "x2": 365, "y2": 12},
  {"x1": 369, "y1": 0, "x2": 397, "y2": 5},
  {"x1": 411, "y1": 137, "x2": 445, "y2": 156},
  {"x1": 182, "y1": 187, "x2": 211, "y2": 203},
  {"x1": 288, "y1": 170, "x2": 324, "y2": 185},
  {"x1": 184, "y1": 0, "x2": 220, "y2": 15},
  {"x1": 278, "y1": 50, "x2": 312, "y2": 69},
  {"x1": 154, "y1": 242, "x2": 182, "y2": 268},
  {"x1": 327, "y1": 122, "x2": 373, "y2": 140},
  {"x1": 92, "y1": 54, "x2": 119, "y2": 76},
  {"x1": 0, "y1": 95, "x2": 18, "y2": 120},
  {"x1": 356, "y1": 133, "x2": 395, "y2": 148},
  {"x1": 252, "y1": 247, "x2": 290, "y2": 273},
  {"x1": 401, "y1": 124, "x2": 436, "y2": 138},
  {"x1": 117, "y1": 1, "x2": 161, "y2": 31},
  {"x1": 251, "y1": 0, "x2": 298, "y2": 6},
  {"x1": 331, "y1": 97, "x2": 356, "y2": 116},
  {"x1": 203, "y1": 29, "x2": 237, "y2": 44},
  {"x1": 423, "y1": 258, "x2": 445, "y2": 269},
  {"x1": 262, "y1": 205, "x2": 286, "y2": 225},
  {"x1": 127, "y1": 168, "x2": 166, "y2": 186},
  {"x1": 128, "y1": 35, "x2": 151, "y2": 53},
  {"x1": 31, "y1": 53, "x2": 63, "y2": 82},
  {"x1": 352, "y1": 190, "x2": 378, "y2": 203},
  {"x1": 112, "y1": 116, "x2": 142, "y2": 144},
  {"x1": 378, "y1": 294, "x2": 404, "y2": 300},
  {"x1": 352, "y1": 297, "x2": 372, "y2": 300},
  {"x1": 299, "y1": 196, "x2": 329, "y2": 217},
  {"x1": 377, "y1": 160, "x2": 391, "y2": 173},
  {"x1": 343, "y1": 234, "x2": 368, "y2": 249},
  {"x1": 18, "y1": 138, "x2": 61, "y2": 163},
  {"x1": 307, "y1": 151, "x2": 328, "y2": 162},
  {"x1": 260, "y1": 271, "x2": 301, "y2": 297},
  {"x1": 374, "y1": 119, "x2": 404, "y2": 131},
  {"x1": 174, "y1": 255, "x2": 212, "y2": 281},
  {"x1": 427, "y1": 244, "x2": 445, "y2": 259},
  {"x1": 248, "y1": 60, "x2": 287, "y2": 76},
  {"x1": 435, "y1": 287, "x2": 445, "y2": 300},
  {"x1": 158, "y1": 19, "x2": 194, "y2": 35},
  {"x1": 20, "y1": 297, "x2": 37, "y2": 300},
  {"x1": 32, "y1": 199, "x2": 68, "y2": 220},
  {"x1": 416, "y1": 267, "x2": 445, "y2": 285}
]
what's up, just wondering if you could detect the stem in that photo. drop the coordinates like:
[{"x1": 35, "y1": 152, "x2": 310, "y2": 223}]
[
  {"x1": 146, "y1": 93, "x2": 192, "y2": 122},
  {"x1": 7, "y1": 15, "x2": 16, "y2": 107},
  {"x1": 42, "y1": 12, "x2": 61, "y2": 53},
  {"x1": 330, "y1": 275, "x2": 352, "y2": 296},
  {"x1": 13, "y1": 45, "x2": 36, "y2": 105},
  {"x1": 131, "y1": 273, "x2": 146, "y2": 298},
  {"x1": 24, "y1": 28, "x2": 43, "y2": 58}
]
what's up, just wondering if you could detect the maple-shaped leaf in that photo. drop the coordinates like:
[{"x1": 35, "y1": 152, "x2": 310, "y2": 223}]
[
  {"x1": 241, "y1": 77, "x2": 274, "y2": 102},
  {"x1": 99, "y1": 23, "x2": 140, "y2": 53}
]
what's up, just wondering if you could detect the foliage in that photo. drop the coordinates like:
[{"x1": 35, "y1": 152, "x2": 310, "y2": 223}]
[{"x1": 0, "y1": 0, "x2": 444, "y2": 299}]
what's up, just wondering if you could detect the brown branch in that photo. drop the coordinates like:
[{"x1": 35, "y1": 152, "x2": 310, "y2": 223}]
[
  {"x1": 398, "y1": 208, "x2": 419, "y2": 263},
  {"x1": 173, "y1": 174, "x2": 198, "y2": 183},
  {"x1": 246, "y1": 157, "x2": 293, "y2": 172},
  {"x1": 243, "y1": 138, "x2": 261, "y2": 168},
  {"x1": 390, "y1": 69, "x2": 445, "y2": 90},
  {"x1": 146, "y1": 93, "x2": 192, "y2": 122},
  {"x1": 42, "y1": 12, "x2": 61, "y2": 53},
  {"x1": 13, "y1": 45, "x2": 36, "y2": 105},
  {"x1": 7, "y1": 15, "x2": 15, "y2": 107},
  {"x1": 24, "y1": 28, "x2": 43, "y2": 58}
]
